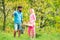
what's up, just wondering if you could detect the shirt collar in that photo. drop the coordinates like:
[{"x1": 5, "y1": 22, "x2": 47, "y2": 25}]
[{"x1": 17, "y1": 10, "x2": 22, "y2": 13}]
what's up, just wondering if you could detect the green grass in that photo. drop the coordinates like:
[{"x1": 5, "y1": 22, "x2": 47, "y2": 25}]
[{"x1": 0, "y1": 27, "x2": 60, "y2": 40}]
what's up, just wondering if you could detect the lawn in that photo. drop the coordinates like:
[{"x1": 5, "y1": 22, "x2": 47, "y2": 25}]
[{"x1": 0, "y1": 28, "x2": 60, "y2": 40}]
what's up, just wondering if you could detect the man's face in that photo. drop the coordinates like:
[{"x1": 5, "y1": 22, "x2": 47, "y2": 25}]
[{"x1": 18, "y1": 8, "x2": 22, "y2": 12}]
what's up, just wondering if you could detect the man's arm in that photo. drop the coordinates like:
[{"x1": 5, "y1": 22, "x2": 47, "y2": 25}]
[
  {"x1": 12, "y1": 11, "x2": 16, "y2": 17},
  {"x1": 21, "y1": 13, "x2": 23, "y2": 23}
]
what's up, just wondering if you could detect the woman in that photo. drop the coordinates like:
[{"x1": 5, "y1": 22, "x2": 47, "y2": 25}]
[{"x1": 28, "y1": 8, "x2": 36, "y2": 38}]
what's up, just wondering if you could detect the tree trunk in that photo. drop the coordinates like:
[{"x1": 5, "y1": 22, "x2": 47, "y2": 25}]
[{"x1": 2, "y1": 0, "x2": 6, "y2": 31}]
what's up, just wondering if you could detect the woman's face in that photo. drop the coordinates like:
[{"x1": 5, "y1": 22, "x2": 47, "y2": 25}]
[{"x1": 29, "y1": 9, "x2": 34, "y2": 14}]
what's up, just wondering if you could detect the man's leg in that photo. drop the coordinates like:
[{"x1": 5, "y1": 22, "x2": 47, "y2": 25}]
[
  {"x1": 14, "y1": 30, "x2": 16, "y2": 37},
  {"x1": 14, "y1": 24, "x2": 17, "y2": 37},
  {"x1": 18, "y1": 24, "x2": 21, "y2": 37},
  {"x1": 18, "y1": 30, "x2": 20, "y2": 37}
]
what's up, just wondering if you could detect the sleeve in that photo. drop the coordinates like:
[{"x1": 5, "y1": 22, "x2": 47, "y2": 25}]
[
  {"x1": 33, "y1": 14, "x2": 36, "y2": 21},
  {"x1": 13, "y1": 11, "x2": 16, "y2": 16},
  {"x1": 22, "y1": 13, "x2": 23, "y2": 19},
  {"x1": 34, "y1": 14, "x2": 36, "y2": 21},
  {"x1": 21, "y1": 13, "x2": 23, "y2": 23}
]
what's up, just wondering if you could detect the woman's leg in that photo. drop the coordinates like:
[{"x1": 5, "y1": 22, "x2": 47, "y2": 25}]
[
  {"x1": 32, "y1": 26, "x2": 35, "y2": 38},
  {"x1": 28, "y1": 26, "x2": 31, "y2": 37}
]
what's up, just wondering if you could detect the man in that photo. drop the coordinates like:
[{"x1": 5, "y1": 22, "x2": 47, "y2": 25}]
[{"x1": 13, "y1": 6, "x2": 23, "y2": 37}]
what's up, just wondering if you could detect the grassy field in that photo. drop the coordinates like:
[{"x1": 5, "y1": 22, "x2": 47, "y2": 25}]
[{"x1": 0, "y1": 27, "x2": 60, "y2": 40}]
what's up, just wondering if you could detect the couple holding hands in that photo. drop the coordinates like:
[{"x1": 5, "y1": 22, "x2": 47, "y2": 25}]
[{"x1": 13, "y1": 6, "x2": 36, "y2": 38}]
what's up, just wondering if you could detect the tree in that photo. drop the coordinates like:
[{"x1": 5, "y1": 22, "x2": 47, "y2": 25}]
[
  {"x1": 2, "y1": 0, "x2": 6, "y2": 30},
  {"x1": 28, "y1": 0, "x2": 60, "y2": 28}
]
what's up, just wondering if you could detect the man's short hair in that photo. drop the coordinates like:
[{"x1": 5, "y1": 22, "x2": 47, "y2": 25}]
[{"x1": 18, "y1": 6, "x2": 22, "y2": 8}]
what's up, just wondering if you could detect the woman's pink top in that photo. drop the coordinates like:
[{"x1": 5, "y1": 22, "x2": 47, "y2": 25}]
[{"x1": 29, "y1": 13, "x2": 36, "y2": 26}]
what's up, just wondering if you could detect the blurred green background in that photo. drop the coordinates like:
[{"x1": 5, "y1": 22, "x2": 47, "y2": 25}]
[{"x1": 0, "y1": 0, "x2": 60, "y2": 40}]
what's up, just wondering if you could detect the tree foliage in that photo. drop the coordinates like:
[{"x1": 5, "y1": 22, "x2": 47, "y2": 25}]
[{"x1": 0, "y1": 0, "x2": 60, "y2": 31}]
